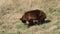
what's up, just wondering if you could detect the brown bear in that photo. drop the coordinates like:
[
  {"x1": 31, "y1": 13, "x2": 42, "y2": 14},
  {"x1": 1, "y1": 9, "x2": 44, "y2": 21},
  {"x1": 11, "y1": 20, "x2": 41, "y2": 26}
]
[{"x1": 20, "y1": 9, "x2": 46, "y2": 27}]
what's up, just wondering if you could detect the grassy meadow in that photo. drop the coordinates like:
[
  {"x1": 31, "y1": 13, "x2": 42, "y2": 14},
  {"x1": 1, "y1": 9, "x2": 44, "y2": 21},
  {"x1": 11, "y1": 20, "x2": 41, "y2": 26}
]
[{"x1": 0, "y1": 0, "x2": 60, "y2": 34}]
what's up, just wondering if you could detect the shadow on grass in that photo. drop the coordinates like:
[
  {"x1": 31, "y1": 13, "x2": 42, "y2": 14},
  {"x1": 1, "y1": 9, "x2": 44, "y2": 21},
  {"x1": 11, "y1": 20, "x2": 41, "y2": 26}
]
[
  {"x1": 28, "y1": 20, "x2": 51, "y2": 28},
  {"x1": 20, "y1": 19, "x2": 51, "y2": 28}
]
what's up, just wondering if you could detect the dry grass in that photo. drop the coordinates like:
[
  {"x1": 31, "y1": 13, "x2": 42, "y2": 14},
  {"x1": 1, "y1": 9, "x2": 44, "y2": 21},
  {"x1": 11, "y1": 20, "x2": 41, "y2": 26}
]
[{"x1": 0, "y1": 0, "x2": 60, "y2": 34}]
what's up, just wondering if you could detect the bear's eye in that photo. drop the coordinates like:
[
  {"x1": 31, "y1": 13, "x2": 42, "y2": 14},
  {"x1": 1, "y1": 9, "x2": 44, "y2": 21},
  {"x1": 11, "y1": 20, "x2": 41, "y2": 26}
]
[{"x1": 22, "y1": 20, "x2": 26, "y2": 23}]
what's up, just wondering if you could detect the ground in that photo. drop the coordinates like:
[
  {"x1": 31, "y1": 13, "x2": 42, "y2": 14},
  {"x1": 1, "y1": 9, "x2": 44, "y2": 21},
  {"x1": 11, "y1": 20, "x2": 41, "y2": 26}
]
[{"x1": 0, "y1": 0, "x2": 60, "y2": 34}]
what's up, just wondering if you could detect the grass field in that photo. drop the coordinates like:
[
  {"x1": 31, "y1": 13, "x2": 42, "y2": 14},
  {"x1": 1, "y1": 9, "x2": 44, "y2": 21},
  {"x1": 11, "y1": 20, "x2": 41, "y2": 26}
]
[{"x1": 0, "y1": 0, "x2": 60, "y2": 34}]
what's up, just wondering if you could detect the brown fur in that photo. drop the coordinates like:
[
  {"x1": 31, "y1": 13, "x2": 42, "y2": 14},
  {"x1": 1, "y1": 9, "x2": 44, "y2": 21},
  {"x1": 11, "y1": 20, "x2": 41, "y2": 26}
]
[{"x1": 20, "y1": 9, "x2": 46, "y2": 27}]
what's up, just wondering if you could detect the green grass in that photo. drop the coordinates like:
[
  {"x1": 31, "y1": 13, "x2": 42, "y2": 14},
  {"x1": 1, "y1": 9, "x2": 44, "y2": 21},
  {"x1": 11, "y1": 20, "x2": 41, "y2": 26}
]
[
  {"x1": 16, "y1": 31, "x2": 20, "y2": 34},
  {"x1": 0, "y1": 9, "x2": 9, "y2": 15},
  {"x1": 0, "y1": 31, "x2": 4, "y2": 34},
  {"x1": 51, "y1": 32, "x2": 60, "y2": 34},
  {"x1": 48, "y1": 8, "x2": 54, "y2": 13},
  {"x1": 56, "y1": 21, "x2": 60, "y2": 29},
  {"x1": 2, "y1": 25, "x2": 12, "y2": 30},
  {"x1": 16, "y1": 24, "x2": 28, "y2": 30},
  {"x1": 0, "y1": 21, "x2": 4, "y2": 26},
  {"x1": 40, "y1": 24, "x2": 46, "y2": 29}
]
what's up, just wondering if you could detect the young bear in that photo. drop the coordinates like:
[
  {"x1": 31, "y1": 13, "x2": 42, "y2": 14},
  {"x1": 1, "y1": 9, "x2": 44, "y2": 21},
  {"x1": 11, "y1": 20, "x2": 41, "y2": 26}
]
[{"x1": 20, "y1": 9, "x2": 46, "y2": 27}]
